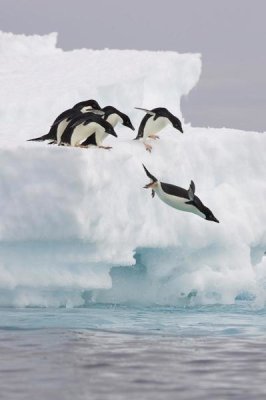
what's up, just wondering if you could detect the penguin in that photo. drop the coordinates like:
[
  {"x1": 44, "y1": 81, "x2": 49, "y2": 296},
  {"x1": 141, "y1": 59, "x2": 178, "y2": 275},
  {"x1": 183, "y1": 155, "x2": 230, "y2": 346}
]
[
  {"x1": 60, "y1": 113, "x2": 117, "y2": 149},
  {"x1": 135, "y1": 107, "x2": 183, "y2": 152},
  {"x1": 102, "y1": 106, "x2": 135, "y2": 131},
  {"x1": 86, "y1": 105, "x2": 134, "y2": 144},
  {"x1": 27, "y1": 99, "x2": 102, "y2": 144},
  {"x1": 142, "y1": 165, "x2": 219, "y2": 223}
]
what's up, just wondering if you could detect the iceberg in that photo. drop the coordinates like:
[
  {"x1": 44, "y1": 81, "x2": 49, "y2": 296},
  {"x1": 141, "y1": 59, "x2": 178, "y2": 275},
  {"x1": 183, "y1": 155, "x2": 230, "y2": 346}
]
[{"x1": 0, "y1": 31, "x2": 265, "y2": 307}]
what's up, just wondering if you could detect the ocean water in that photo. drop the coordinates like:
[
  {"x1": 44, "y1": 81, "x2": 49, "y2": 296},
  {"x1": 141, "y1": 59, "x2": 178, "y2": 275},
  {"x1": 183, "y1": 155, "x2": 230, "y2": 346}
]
[{"x1": 1, "y1": 304, "x2": 266, "y2": 400}]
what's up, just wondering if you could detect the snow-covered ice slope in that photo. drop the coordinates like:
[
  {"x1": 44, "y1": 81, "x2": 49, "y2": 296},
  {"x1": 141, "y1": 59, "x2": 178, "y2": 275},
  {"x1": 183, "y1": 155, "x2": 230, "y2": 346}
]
[{"x1": 0, "y1": 32, "x2": 265, "y2": 307}]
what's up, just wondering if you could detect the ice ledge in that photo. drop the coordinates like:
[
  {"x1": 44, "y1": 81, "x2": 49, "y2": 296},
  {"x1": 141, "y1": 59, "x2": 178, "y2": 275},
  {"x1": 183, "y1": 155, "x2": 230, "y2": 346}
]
[
  {"x1": 0, "y1": 31, "x2": 201, "y2": 146},
  {"x1": 0, "y1": 31, "x2": 59, "y2": 55}
]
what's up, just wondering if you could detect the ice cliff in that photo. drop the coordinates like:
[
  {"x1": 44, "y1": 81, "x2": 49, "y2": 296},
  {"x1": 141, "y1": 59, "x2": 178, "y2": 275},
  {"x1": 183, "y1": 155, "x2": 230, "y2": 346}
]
[{"x1": 0, "y1": 32, "x2": 265, "y2": 307}]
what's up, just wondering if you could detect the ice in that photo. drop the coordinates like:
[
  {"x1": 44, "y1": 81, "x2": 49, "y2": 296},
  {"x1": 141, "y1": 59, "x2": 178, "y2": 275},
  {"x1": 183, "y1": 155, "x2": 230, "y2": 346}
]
[{"x1": 0, "y1": 32, "x2": 265, "y2": 307}]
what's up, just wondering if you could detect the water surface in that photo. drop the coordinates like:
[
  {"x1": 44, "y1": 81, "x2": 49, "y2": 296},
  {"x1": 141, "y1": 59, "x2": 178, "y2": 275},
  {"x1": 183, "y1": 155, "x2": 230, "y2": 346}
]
[{"x1": 0, "y1": 304, "x2": 265, "y2": 399}]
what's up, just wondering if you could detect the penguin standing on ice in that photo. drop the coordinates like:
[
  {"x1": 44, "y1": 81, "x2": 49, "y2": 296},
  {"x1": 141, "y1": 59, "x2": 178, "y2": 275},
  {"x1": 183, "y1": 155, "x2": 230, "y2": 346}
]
[
  {"x1": 60, "y1": 113, "x2": 117, "y2": 149},
  {"x1": 90, "y1": 105, "x2": 134, "y2": 144},
  {"x1": 102, "y1": 106, "x2": 135, "y2": 131},
  {"x1": 135, "y1": 107, "x2": 183, "y2": 152},
  {"x1": 27, "y1": 99, "x2": 102, "y2": 144},
  {"x1": 142, "y1": 165, "x2": 219, "y2": 223}
]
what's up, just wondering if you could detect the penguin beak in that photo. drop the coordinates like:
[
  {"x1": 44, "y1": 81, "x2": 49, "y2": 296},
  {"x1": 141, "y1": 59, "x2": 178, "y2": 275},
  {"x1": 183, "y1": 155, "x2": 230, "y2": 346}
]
[
  {"x1": 174, "y1": 124, "x2": 183, "y2": 133},
  {"x1": 109, "y1": 129, "x2": 117, "y2": 137},
  {"x1": 210, "y1": 215, "x2": 219, "y2": 223},
  {"x1": 127, "y1": 121, "x2": 135, "y2": 131},
  {"x1": 172, "y1": 118, "x2": 183, "y2": 133}
]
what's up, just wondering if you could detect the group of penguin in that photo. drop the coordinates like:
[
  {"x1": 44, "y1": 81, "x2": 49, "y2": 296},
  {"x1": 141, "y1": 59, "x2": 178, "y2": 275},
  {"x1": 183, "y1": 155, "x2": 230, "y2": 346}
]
[{"x1": 28, "y1": 99, "x2": 219, "y2": 224}]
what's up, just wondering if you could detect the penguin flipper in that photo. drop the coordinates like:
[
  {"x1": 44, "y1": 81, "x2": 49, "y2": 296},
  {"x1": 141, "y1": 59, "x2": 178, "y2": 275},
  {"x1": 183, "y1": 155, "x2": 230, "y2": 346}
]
[
  {"x1": 152, "y1": 190, "x2": 155, "y2": 198},
  {"x1": 81, "y1": 133, "x2": 97, "y2": 147},
  {"x1": 135, "y1": 107, "x2": 156, "y2": 116},
  {"x1": 188, "y1": 180, "x2": 195, "y2": 201},
  {"x1": 134, "y1": 114, "x2": 151, "y2": 140},
  {"x1": 69, "y1": 117, "x2": 88, "y2": 129},
  {"x1": 142, "y1": 164, "x2": 157, "y2": 183}
]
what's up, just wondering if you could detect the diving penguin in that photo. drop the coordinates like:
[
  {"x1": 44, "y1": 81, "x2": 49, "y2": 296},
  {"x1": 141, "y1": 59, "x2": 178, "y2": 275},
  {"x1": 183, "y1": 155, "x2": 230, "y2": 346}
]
[
  {"x1": 60, "y1": 113, "x2": 117, "y2": 149},
  {"x1": 135, "y1": 107, "x2": 183, "y2": 152},
  {"x1": 143, "y1": 165, "x2": 219, "y2": 222},
  {"x1": 27, "y1": 99, "x2": 102, "y2": 144}
]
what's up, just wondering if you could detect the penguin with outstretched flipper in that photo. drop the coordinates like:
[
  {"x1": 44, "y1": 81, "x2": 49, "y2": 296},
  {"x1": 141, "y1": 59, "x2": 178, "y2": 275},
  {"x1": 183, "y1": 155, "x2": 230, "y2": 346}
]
[
  {"x1": 143, "y1": 165, "x2": 219, "y2": 222},
  {"x1": 135, "y1": 107, "x2": 183, "y2": 152}
]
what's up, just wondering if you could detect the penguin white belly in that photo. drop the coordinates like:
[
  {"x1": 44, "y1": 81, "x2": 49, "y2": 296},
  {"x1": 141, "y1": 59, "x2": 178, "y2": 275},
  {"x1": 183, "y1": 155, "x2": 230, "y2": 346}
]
[
  {"x1": 57, "y1": 119, "x2": 70, "y2": 142},
  {"x1": 156, "y1": 187, "x2": 205, "y2": 219},
  {"x1": 70, "y1": 123, "x2": 97, "y2": 146},
  {"x1": 106, "y1": 113, "x2": 122, "y2": 127},
  {"x1": 95, "y1": 127, "x2": 107, "y2": 146},
  {"x1": 143, "y1": 117, "x2": 169, "y2": 142}
]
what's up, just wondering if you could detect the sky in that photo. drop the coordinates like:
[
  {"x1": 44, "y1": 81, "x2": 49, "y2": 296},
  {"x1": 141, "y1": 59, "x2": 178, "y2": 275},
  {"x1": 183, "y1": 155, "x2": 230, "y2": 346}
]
[{"x1": 1, "y1": 0, "x2": 265, "y2": 132}]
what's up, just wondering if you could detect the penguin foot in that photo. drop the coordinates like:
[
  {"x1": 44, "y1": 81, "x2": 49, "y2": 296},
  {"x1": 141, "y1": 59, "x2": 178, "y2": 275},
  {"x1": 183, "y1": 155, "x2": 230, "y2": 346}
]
[
  {"x1": 99, "y1": 145, "x2": 112, "y2": 150},
  {"x1": 144, "y1": 143, "x2": 152, "y2": 152},
  {"x1": 47, "y1": 140, "x2": 57, "y2": 145},
  {"x1": 149, "y1": 134, "x2": 160, "y2": 140}
]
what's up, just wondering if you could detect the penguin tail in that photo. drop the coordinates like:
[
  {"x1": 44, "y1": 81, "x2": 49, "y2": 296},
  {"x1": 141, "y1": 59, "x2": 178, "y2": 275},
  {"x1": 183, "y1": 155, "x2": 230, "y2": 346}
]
[
  {"x1": 27, "y1": 133, "x2": 51, "y2": 142},
  {"x1": 142, "y1": 164, "x2": 158, "y2": 188}
]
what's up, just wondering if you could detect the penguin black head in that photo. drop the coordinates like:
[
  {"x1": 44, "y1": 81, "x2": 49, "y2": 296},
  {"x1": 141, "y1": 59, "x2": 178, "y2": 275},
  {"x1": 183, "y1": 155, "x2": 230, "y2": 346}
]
[
  {"x1": 121, "y1": 114, "x2": 135, "y2": 130},
  {"x1": 169, "y1": 115, "x2": 183, "y2": 133},
  {"x1": 153, "y1": 108, "x2": 183, "y2": 133},
  {"x1": 102, "y1": 106, "x2": 135, "y2": 131},
  {"x1": 72, "y1": 99, "x2": 101, "y2": 111},
  {"x1": 135, "y1": 107, "x2": 183, "y2": 133},
  {"x1": 204, "y1": 207, "x2": 219, "y2": 223}
]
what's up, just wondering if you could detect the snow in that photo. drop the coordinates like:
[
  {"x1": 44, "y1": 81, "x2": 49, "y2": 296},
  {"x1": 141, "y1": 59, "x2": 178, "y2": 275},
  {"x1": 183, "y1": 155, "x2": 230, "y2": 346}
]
[{"x1": 0, "y1": 31, "x2": 265, "y2": 307}]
